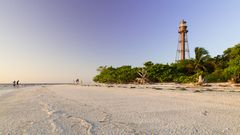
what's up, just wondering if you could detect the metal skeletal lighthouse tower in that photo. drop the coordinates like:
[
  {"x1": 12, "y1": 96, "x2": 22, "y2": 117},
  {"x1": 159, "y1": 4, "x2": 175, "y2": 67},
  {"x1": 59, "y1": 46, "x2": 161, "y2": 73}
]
[{"x1": 176, "y1": 20, "x2": 190, "y2": 61}]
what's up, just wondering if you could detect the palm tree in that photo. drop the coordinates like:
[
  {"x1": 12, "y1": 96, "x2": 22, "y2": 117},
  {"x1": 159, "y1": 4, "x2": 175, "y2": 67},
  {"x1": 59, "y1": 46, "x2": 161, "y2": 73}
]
[
  {"x1": 194, "y1": 47, "x2": 210, "y2": 84},
  {"x1": 194, "y1": 47, "x2": 210, "y2": 72},
  {"x1": 97, "y1": 66, "x2": 107, "y2": 72}
]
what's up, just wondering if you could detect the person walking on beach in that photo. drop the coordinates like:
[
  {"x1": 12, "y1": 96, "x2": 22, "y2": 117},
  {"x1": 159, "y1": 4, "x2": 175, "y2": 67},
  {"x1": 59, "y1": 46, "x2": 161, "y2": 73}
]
[
  {"x1": 13, "y1": 80, "x2": 16, "y2": 87},
  {"x1": 76, "y1": 79, "x2": 79, "y2": 85},
  {"x1": 16, "y1": 80, "x2": 19, "y2": 86}
]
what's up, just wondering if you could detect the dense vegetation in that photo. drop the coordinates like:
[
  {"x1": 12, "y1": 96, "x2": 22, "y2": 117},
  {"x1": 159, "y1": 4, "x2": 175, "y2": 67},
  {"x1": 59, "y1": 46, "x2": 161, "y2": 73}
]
[{"x1": 93, "y1": 44, "x2": 240, "y2": 84}]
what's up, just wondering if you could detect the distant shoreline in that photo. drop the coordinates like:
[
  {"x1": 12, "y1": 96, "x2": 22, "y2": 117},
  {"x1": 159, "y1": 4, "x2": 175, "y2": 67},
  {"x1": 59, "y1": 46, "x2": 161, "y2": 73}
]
[
  {"x1": 1, "y1": 82, "x2": 240, "y2": 93},
  {"x1": 0, "y1": 83, "x2": 73, "y2": 85},
  {"x1": 0, "y1": 83, "x2": 72, "y2": 91}
]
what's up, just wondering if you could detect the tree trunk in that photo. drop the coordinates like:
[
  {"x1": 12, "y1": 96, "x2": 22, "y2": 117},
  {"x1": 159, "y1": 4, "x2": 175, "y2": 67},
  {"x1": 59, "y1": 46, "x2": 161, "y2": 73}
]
[{"x1": 197, "y1": 75, "x2": 204, "y2": 85}]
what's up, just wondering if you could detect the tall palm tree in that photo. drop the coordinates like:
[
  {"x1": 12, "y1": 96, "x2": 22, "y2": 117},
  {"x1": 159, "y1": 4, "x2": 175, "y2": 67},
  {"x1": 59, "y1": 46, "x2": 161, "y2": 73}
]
[
  {"x1": 194, "y1": 47, "x2": 211, "y2": 84},
  {"x1": 194, "y1": 47, "x2": 210, "y2": 72}
]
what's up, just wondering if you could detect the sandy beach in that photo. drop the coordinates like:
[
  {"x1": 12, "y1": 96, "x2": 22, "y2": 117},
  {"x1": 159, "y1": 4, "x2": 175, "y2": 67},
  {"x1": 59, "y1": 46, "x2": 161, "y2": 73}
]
[{"x1": 0, "y1": 84, "x2": 240, "y2": 135}]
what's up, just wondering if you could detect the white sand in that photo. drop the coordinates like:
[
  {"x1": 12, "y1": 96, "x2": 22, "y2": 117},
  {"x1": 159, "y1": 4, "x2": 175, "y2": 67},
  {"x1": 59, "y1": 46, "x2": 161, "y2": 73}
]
[{"x1": 0, "y1": 85, "x2": 240, "y2": 134}]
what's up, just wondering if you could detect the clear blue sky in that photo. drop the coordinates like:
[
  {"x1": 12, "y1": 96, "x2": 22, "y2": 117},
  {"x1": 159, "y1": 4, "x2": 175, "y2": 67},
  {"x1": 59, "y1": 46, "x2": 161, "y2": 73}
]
[{"x1": 0, "y1": 0, "x2": 239, "y2": 83}]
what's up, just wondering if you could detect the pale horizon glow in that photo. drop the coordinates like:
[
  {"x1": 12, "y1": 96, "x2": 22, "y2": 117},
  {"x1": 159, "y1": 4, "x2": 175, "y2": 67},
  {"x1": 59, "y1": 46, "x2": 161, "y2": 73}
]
[{"x1": 0, "y1": 0, "x2": 240, "y2": 83}]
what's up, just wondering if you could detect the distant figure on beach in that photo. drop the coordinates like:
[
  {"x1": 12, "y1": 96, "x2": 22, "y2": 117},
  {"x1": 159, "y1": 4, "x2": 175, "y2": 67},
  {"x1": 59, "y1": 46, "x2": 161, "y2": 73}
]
[
  {"x1": 16, "y1": 80, "x2": 19, "y2": 86},
  {"x1": 76, "y1": 79, "x2": 79, "y2": 85},
  {"x1": 13, "y1": 80, "x2": 16, "y2": 87}
]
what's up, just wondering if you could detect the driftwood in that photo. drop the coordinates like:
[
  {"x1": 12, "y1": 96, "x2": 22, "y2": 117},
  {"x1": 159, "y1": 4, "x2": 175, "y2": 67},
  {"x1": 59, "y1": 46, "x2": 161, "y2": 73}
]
[
  {"x1": 196, "y1": 75, "x2": 204, "y2": 85},
  {"x1": 135, "y1": 68, "x2": 148, "y2": 84}
]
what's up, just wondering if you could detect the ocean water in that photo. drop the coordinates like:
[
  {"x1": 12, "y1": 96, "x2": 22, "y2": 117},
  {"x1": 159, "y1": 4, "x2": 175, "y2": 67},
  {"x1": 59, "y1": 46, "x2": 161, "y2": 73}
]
[
  {"x1": 0, "y1": 84, "x2": 16, "y2": 90},
  {"x1": 0, "y1": 84, "x2": 39, "y2": 91},
  {"x1": 0, "y1": 83, "x2": 71, "y2": 90},
  {"x1": 0, "y1": 83, "x2": 71, "y2": 98}
]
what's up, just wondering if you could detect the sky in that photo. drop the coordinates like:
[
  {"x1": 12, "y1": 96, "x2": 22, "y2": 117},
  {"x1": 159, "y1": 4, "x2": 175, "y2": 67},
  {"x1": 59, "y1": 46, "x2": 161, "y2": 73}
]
[{"x1": 0, "y1": 0, "x2": 240, "y2": 83}]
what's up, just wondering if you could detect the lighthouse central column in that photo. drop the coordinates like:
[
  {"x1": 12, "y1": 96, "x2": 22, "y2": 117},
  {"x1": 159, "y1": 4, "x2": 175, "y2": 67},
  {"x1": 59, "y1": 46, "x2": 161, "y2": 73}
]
[{"x1": 181, "y1": 32, "x2": 186, "y2": 60}]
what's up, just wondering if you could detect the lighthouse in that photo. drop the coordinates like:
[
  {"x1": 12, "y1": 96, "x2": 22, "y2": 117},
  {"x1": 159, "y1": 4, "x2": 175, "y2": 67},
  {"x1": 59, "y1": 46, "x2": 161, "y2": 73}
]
[{"x1": 176, "y1": 20, "x2": 190, "y2": 61}]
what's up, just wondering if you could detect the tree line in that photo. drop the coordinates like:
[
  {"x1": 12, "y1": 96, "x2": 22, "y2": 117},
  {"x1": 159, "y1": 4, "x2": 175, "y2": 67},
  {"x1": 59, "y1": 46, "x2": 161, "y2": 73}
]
[{"x1": 93, "y1": 44, "x2": 240, "y2": 84}]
